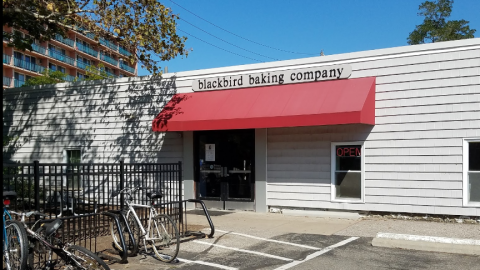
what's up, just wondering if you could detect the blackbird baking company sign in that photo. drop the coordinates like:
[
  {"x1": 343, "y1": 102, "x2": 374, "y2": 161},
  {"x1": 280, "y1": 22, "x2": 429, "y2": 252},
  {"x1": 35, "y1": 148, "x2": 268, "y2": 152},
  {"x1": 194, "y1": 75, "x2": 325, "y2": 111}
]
[{"x1": 193, "y1": 64, "x2": 352, "y2": 91}]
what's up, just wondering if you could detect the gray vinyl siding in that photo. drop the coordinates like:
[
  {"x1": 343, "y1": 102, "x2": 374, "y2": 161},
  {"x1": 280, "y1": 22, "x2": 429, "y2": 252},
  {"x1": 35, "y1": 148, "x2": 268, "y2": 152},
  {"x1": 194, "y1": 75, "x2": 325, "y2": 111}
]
[
  {"x1": 3, "y1": 39, "x2": 480, "y2": 216},
  {"x1": 3, "y1": 79, "x2": 184, "y2": 164},
  {"x1": 266, "y1": 40, "x2": 480, "y2": 216}
]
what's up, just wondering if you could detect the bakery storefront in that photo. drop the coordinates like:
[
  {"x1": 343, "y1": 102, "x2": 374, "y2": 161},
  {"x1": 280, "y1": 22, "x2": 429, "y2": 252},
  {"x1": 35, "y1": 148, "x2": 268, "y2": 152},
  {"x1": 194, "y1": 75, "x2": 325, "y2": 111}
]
[
  {"x1": 153, "y1": 65, "x2": 375, "y2": 211},
  {"x1": 4, "y1": 39, "x2": 480, "y2": 216}
]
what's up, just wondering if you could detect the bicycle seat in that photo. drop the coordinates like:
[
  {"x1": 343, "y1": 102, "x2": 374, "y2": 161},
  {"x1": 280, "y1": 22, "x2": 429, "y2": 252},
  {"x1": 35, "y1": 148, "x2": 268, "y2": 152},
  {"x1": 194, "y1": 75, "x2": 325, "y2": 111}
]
[
  {"x1": 146, "y1": 192, "x2": 162, "y2": 200},
  {"x1": 43, "y1": 219, "x2": 63, "y2": 237},
  {"x1": 3, "y1": 191, "x2": 17, "y2": 200}
]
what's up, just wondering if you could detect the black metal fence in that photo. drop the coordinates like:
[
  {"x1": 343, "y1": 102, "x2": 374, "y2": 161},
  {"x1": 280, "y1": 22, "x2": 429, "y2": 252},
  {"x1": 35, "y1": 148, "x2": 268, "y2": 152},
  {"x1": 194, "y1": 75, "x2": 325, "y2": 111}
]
[{"x1": 3, "y1": 160, "x2": 184, "y2": 253}]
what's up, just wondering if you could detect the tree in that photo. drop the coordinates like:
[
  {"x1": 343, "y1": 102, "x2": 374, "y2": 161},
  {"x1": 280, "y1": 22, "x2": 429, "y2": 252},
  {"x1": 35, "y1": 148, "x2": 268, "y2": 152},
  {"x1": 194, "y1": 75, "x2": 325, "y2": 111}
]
[
  {"x1": 3, "y1": 0, "x2": 189, "y2": 75},
  {"x1": 23, "y1": 69, "x2": 66, "y2": 87},
  {"x1": 407, "y1": 0, "x2": 476, "y2": 45}
]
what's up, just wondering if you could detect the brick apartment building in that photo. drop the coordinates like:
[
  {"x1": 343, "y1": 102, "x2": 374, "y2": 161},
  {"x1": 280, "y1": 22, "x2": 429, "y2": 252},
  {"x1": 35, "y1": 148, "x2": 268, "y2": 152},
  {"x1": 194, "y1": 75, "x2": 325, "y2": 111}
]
[{"x1": 3, "y1": 26, "x2": 137, "y2": 88}]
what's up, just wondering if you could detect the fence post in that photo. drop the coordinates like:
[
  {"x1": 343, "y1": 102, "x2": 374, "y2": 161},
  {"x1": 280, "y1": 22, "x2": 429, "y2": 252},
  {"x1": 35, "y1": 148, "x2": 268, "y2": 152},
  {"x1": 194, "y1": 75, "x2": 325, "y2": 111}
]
[
  {"x1": 120, "y1": 160, "x2": 125, "y2": 209},
  {"x1": 178, "y1": 161, "x2": 183, "y2": 224},
  {"x1": 33, "y1": 160, "x2": 40, "y2": 217}
]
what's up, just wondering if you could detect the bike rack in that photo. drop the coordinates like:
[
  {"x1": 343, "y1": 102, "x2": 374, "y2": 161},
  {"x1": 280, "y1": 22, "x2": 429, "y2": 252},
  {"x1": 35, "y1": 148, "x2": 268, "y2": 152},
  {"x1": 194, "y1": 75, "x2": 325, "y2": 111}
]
[
  {"x1": 185, "y1": 199, "x2": 215, "y2": 238},
  {"x1": 99, "y1": 211, "x2": 129, "y2": 264}
]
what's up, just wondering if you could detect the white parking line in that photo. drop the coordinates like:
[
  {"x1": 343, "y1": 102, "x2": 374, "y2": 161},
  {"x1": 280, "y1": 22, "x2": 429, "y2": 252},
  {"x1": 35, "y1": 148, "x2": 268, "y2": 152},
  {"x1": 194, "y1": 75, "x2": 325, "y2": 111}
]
[
  {"x1": 193, "y1": 240, "x2": 293, "y2": 261},
  {"x1": 274, "y1": 237, "x2": 359, "y2": 270},
  {"x1": 178, "y1": 257, "x2": 239, "y2": 270},
  {"x1": 216, "y1": 229, "x2": 321, "y2": 250}
]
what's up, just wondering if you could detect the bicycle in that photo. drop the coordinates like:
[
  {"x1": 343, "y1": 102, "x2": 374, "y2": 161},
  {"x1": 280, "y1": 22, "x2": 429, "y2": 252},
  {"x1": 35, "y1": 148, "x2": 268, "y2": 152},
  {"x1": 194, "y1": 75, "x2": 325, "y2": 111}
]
[
  {"x1": 10, "y1": 210, "x2": 110, "y2": 270},
  {"x1": 3, "y1": 191, "x2": 28, "y2": 270},
  {"x1": 109, "y1": 186, "x2": 180, "y2": 263}
]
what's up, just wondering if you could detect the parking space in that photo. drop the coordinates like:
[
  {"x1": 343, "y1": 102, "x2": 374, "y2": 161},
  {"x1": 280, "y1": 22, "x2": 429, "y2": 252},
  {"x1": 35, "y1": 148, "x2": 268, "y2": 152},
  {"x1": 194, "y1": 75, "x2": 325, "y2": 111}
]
[{"x1": 175, "y1": 229, "x2": 359, "y2": 270}]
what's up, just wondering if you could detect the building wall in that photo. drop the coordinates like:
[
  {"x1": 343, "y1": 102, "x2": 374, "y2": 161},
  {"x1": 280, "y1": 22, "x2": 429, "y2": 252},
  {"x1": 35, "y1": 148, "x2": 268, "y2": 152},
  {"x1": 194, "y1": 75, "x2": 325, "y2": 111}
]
[
  {"x1": 266, "y1": 40, "x2": 480, "y2": 216},
  {"x1": 3, "y1": 77, "x2": 182, "y2": 164},
  {"x1": 3, "y1": 38, "x2": 480, "y2": 216},
  {"x1": 3, "y1": 26, "x2": 137, "y2": 89}
]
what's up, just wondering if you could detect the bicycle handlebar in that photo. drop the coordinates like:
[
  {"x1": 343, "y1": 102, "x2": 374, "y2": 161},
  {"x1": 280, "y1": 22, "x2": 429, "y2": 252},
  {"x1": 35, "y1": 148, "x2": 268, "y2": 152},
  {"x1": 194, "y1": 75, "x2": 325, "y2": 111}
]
[
  {"x1": 112, "y1": 186, "x2": 149, "y2": 197},
  {"x1": 10, "y1": 211, "x2": 47, "y2": 218}
]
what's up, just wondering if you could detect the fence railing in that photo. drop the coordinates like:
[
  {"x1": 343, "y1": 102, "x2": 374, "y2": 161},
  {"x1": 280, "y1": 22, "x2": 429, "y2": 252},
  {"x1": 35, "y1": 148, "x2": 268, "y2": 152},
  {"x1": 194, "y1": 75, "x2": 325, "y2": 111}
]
[
  {"x1": 76, "y1": 43, "x2": 98, "y2": 57},
  {"x1": 31, "y1": 43, "x2": 47, "y2": 55},
  {"x1": 48, "y1": 50, "x2": 76, "y2": 66},
  {"x1": 55, "y1": 34, "x2": 75, "y2": 47},
  {"x1": 13, "y1": 58, "x2": 45, "y2": 73},
  {"x1": 100, "y1": 38, "x2": 118, "y2": 51},
  {"x1": 3, "y1": 161, "x2": 184, "y2": 251},
  {"x1": 3, "y1": 54, "x2": 11, "y2": 64},
  {"x1": 100, "y1": 53, "x2": 118, "y2": 66},
  {"x1": 3, "y1": 76, "x2": 12, "y2": 87},
  {"x1": 120, "y1": 62, "x2": 135, "y2": 73}
]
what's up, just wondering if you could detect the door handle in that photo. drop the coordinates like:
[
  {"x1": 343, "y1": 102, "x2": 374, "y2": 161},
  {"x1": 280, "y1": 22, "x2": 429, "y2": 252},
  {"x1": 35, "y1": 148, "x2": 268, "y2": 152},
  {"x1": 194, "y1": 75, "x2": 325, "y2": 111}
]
[{"x1": 222, "y1": 167, "x2": 229, "y2": 177}]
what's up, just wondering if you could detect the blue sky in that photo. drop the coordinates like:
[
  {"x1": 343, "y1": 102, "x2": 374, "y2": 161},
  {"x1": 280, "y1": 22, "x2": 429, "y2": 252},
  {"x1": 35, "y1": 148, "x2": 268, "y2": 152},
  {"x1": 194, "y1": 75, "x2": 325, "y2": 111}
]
[{"x1": 137, "y1": 0, "x2": 480, "y2": 76}]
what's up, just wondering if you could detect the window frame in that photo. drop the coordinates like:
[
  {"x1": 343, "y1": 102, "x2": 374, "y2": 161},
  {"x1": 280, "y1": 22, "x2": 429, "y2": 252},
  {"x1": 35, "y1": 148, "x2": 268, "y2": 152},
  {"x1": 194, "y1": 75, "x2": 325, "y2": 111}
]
[
  {"x1": 331, "y1": 141, "x2": 365, "y2": 203},
  {"x1": 63, "y1": 148, "x2": 83, "y2": 189},
  {"x1": 463, "y1": 138, "x2": 480, "y2": 207}
]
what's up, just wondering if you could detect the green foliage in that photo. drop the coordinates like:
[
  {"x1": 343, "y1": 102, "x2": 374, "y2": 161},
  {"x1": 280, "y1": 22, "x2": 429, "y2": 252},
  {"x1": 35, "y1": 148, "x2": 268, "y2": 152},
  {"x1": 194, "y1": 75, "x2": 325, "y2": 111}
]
[
  {"x1": 23, "y1": 69, "x2": 67, "y2": 86},
  {"x1": 84, "y1": 63, "x2": 114, "y2": 81},
  {"x1": 3, "y1": 0, "x2": 189, "y2": 75},
  {"x1": 408, "y1": 0, "x2": 476, "y2": 45}
]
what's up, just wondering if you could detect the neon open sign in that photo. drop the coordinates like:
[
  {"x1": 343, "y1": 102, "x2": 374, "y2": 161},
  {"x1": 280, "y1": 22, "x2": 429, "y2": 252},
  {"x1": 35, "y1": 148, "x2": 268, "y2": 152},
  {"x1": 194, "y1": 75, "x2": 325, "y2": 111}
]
[{"x1": 336, "y1": 146, "x2": 361, "y2": 157}]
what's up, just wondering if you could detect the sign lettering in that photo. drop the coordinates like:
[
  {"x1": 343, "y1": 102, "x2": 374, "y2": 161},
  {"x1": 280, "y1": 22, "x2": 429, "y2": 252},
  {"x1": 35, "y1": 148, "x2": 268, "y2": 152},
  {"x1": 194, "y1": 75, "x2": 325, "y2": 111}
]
[
  {"x1": 336, "y1": 146, "x2": 361, "y2": 157},
  {"x1": 193, "y1": 65, "x2": 352, "y2": 91}
]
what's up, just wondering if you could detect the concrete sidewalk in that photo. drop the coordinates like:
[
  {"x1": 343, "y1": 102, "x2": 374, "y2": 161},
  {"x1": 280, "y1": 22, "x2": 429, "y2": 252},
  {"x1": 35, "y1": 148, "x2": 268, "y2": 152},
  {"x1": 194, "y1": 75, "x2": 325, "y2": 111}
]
[{"x1": 107, "y1": 210, "x2": 480, "y2": 269}]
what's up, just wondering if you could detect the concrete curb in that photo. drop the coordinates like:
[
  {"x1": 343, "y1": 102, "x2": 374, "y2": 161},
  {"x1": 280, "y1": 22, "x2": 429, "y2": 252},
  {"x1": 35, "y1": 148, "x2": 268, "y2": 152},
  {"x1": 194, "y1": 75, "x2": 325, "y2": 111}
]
[{"x1": 372, "y1": 232, "x2": 480, "y2": 256}]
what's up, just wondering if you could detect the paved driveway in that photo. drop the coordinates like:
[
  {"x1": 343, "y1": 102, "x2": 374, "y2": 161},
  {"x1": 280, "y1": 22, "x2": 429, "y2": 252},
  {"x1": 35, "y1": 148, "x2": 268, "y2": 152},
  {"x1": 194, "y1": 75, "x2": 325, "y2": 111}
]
[{"x1": 109, "y1": 210, "x2": 479, "y2": 270}]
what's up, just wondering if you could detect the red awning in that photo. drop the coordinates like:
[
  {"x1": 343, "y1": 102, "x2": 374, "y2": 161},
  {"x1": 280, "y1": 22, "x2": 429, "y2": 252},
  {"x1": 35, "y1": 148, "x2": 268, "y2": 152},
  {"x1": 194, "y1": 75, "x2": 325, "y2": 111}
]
[{"x1": 152, "y1": 77, "x2": 375, "y2": 131}]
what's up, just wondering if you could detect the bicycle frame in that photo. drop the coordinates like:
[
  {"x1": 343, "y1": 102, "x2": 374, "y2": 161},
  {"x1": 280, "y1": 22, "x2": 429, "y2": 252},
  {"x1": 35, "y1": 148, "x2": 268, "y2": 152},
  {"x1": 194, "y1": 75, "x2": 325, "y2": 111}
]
[
  {"x1": 125, "y1": 201, "x2": 158, "y2": 240},
  {"x1": 12, "y1": 211, "x2": 87, "y2": 270},
  {"x1": 119, "y1": 187, "x2": 170, "y2": 246}
]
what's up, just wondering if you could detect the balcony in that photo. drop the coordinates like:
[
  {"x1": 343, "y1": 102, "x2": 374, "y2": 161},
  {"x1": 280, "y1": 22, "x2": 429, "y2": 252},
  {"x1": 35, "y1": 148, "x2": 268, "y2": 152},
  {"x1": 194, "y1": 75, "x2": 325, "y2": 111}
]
[
  {"x1": 100, "y1": 54, "x2": 118, "y2": 66},
  {"x1": 31, "y1": 43, "x2": 47, "y2": 55},
  {"x1": 64, "y1": 74, "x2": 77, "y2": 82},
  {"x1": 48, "y1": 50, "x2": 74, "y2": 66},
  {"x1": 3, "y1": 76, "x2": 12, "y2": 87},
  {"x1": 13, "y1": 58, "x2": 45, "y2": 73},
  {"x1": 55, "y1": 34, "x2": 74, "y2": 47},
  {"x1": 100, "y1": 38, "x2": 118, "y2": 51},
  {"x1": 76, "y1": 43, "x2": 98, "y2": 57},
  {"x1": 14, "y1": 79, "x2": 25, "y2": 88},
  {"x1": 3, "y1": 54, "x2": 11, "y2": 64},
  {"x1": 77, "y1": 61, "x2": 88, "y2": 70},
  {"x1": 119, "y1": 47, "x2": 132, "y2": 57},
  {"x1": 120, "y1": 62, "x2": 135, "y2": 73},
  {"x1": 105, "y1": 71, "x2": 117, "y2": 78}
]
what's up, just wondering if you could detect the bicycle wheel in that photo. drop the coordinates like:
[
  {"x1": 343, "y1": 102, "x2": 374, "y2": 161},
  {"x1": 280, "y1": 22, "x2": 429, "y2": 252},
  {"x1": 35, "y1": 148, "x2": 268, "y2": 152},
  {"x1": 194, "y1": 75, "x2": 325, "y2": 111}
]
[
  {"x1": 3, "y1": 220, "x2": 28, "y2": 270},
  {"x1": 109, "y1": 211, "x2": 139, "y2": 256},
  {"x1": 64, "y1": 245, "x2": 110, "y2": 270},
  {"x1": 149, "y1": 214, "x2": 180, "y2": 263}
]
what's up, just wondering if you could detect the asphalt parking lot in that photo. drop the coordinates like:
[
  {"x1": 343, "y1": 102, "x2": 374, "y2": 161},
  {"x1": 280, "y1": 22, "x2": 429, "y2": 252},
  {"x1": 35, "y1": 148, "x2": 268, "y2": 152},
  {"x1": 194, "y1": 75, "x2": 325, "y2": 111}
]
[{"x1": 109, "y1": 210, "x2": 480, "y2": 270}]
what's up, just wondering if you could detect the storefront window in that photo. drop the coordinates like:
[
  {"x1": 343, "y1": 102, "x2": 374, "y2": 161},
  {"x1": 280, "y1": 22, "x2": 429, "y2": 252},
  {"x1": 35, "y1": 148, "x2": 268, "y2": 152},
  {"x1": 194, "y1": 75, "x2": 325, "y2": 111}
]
[
  {"x1": 465, "y1": 140, "x2": 480, "y2": 204},
  {"x1": 332, "y1": 143, "x2": 364, "y2": 201}
]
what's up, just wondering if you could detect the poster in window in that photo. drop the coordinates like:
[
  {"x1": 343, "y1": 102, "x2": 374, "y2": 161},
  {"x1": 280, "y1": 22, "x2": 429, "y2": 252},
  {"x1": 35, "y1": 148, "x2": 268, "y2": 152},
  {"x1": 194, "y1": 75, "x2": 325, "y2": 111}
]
[{"x1": 205, "y1": 144, "x2": 215, "y2": 161}]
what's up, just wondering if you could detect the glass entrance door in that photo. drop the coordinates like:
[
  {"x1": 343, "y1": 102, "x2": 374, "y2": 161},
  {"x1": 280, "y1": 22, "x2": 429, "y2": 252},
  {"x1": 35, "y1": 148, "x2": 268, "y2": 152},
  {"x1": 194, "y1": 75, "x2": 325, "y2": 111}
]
[{"x1": 194, "y1": 129, "x2": 255, "y2": 210}]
